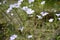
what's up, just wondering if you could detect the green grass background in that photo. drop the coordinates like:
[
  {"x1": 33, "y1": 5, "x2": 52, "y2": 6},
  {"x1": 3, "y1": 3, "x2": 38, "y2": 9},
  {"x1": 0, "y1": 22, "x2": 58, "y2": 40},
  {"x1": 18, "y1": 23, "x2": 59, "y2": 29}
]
[{"x1": 0, "y1": 0, "x2": 60, "y2": 40}]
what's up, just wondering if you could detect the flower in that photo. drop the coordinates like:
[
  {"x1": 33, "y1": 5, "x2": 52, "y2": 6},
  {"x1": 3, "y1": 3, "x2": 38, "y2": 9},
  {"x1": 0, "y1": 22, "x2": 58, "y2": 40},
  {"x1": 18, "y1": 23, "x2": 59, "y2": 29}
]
[
  {"x1": 17, "y1": 0, "x2": 23, "y2": 6},
  {"x1": 6, "y1": 4, "x2": 14, "y2": 13},
  {"x1": 26, "y1": 8, "x2": 34, "y2": 14},
  {"x1": 41, "y1": 1, "x2": 45, "y2": 5},
  {"x1": 10, "y1": 3, "x2": 20, "y2": 8},
  {"x1": 28, "y1": 0, "x2": 34, "y2": 4},
  {"x1": 18, "y1": 0, "x2": 23, "y2": 3},
  {"x1": 55, "y1": 14, "x2": 60, "y2": 17},
  {"x1": 6, "y1": 10, "x2": 10, "y2": 13},
  {"x1": 10, "y1": 34, "x2": 17, "y2": 40},
  {"x1": 22, "y1": 6, "x2": 35, "y2": 14},
  {"x1": 10, "y1": 4, "x2": 14, "y2": 8},
  {"x1": 37, "y1": 15, "x2": 42, "y2": 19},
  {"x1": 49, "y1": 18, "x2": 54, "y2": 22},
  {"x1": 6, "y1": 0, "x2": 23, "y2": 13},
  {"x1": 18, "y1": 27, "x2": 24, "y2": 32},
  {"x1": 6, "y1": 7, "x2": 12, "y2": 13},
  {"x1": 22, "y1": 6, "x2": 28, "y2": 11},
  {"x1": 27, "y1": 35, "x2": 33, "y2": 39},
  {"x1": 13, "y1": 3, "x2": 20, "y2": 8},
  {"x1": 58, "y1": 18, "x2": 60, "y2": 20},
  {"x1": 40, "y1": 12, "x2": 48, "y2": 16},
  {"x1": 10, "y1": 0, "x2": 23, "y2": 8}
]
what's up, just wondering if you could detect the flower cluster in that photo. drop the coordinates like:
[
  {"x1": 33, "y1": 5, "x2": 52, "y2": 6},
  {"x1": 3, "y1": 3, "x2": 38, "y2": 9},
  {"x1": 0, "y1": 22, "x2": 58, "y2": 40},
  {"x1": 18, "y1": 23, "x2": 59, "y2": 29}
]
[
  {"x1": 36, "y1": 12, "x2": 49, "y2": 20},
  {"x1": 6, "y1": 0, "x2": 23, "y2": 13},
  {"x1": 55, "y1": 14, "x2": 60, "y2": 20}
]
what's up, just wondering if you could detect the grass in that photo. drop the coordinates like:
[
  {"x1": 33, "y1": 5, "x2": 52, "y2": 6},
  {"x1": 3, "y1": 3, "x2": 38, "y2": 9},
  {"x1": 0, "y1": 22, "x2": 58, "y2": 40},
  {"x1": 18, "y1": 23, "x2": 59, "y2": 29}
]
[{"x1": 0, "y1": 0, "x2": 60, "y2": 40}]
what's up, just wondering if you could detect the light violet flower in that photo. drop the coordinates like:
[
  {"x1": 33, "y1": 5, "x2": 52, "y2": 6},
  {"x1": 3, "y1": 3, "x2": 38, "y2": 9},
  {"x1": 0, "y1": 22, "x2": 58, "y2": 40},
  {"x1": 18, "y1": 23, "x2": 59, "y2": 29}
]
[
  {"x1": 6, "y1": 7, "x2": 12, "y2": 13},
  {"x1": 10, "y1": 3, "x2": 20, "y2": 8},
  {"x1": 41, "y1": 1, "x2": 45, "y2": 5},
  {"x1": 10, "y1": 34, "x2": 17, "y2": 40},
  {"x1": 27, "y1": 35, "x2": 33, "y2": 39},
  {"x1": 22, "y1": 6, "x2": 28, "y2": 11},
  {"x1": 49, "y1": 18, "x2": 54, "y2": 22},
  {"x1": 26, "y1": 9, "x2": 34, "y2": 14},
  {"x1": 58, "y1": 18, "x2": 60, "y2": 20},
  {"x1": 17, "y1": 0, "x2": 23, "y2": 6},
  {"x1": 55, "y1": 14, "x2": 60, "y2": 17},
  {"x1": 13, "y1": 3, "x2": 20, "y2": 8},
  {"x1": 6, "y1": 4, "x2": 13, "y2": 13},
  {"x1": 22, "y1": 6, "x2": 35, "y2": 14},
  {"x1": 6, "y1": 0, "x2": 23, "y2": 13},
  {"x1": 28, "y1": 0, "x2": 34, "y2": 4},
  {"x1": 10, "y1": 1, "x2": 22, "y2": 8},
  {"x1": 10, "y1": 4, "x2": 14, "y2": 8},
  {"x1": 37, "y1": 15, "x2": 42, "y2": 19},
  {"x1": 40, "y1": 12, "x2": 48, "y2": 16}
]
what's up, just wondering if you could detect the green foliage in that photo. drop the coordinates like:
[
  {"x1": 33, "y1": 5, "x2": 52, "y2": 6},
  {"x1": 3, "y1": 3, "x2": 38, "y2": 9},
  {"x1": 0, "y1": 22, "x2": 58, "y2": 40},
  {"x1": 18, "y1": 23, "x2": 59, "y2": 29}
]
[{"x1": 0, "y1": 0, "x2": 60, "y2": 40}]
